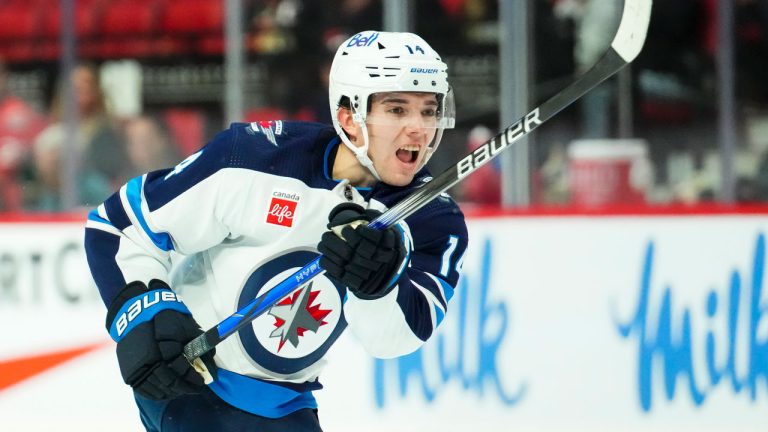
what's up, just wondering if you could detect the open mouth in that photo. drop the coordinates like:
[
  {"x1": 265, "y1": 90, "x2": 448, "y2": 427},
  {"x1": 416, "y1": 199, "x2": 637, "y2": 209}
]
[{"x1": 395, "y1": 146, "x2": 420, "y2": 164}]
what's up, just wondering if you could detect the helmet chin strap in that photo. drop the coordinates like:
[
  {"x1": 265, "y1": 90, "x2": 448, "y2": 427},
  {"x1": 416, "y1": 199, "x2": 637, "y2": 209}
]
[{"x1": 341, "y1": 120, "x2": 382, "y2": 182}]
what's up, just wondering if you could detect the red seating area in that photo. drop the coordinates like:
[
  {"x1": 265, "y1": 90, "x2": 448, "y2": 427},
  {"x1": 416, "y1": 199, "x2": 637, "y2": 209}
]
[{"x1": 0, "y1": 0, "x2": 232, "y2": 63}]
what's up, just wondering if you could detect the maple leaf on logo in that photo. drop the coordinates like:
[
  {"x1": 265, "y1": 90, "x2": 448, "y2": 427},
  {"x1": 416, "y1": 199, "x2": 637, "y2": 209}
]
[{"x1": 268, "y1": 282, "x2": 332, "y2": 351}]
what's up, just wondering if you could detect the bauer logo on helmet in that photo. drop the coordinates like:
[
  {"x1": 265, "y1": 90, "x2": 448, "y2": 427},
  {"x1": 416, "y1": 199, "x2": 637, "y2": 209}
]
[{"x1": 410, "y1": 67, "x2": 439, "y2": 74}]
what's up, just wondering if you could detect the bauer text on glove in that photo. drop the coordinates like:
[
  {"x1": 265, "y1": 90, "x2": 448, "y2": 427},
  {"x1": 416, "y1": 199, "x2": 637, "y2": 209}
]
[{"x1": 106, "y1": 279, "x2": 217, "y2": 400}]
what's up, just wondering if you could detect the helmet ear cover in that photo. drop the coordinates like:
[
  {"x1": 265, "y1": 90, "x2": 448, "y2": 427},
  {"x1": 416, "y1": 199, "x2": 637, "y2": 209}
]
[
  {"x1": 338, "y1": 96, "x2": 352, "y2": 110},
  {"x1": 333, "y1": 96, "x2": 362, "y2": 141}
]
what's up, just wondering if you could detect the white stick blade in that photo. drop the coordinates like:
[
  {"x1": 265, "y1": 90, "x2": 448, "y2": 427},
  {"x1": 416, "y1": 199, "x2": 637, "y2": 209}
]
[{"x1": 611, "y1": 0, "x2": 653, "y2": 62}]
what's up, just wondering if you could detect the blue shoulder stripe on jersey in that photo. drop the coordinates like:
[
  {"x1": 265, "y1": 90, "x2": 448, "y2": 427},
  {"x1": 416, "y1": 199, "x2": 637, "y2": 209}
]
[
  {"x1": 104, "y1": 192, "x2": 132, "y2": 230},
  {"x1": 208, "y1": 369, "x2": 318, "y2": 418},
  {"x1": 87, "y1": 208, "x2": 112, "y2": 226},
  {"x1": 126, "y1": 176, "x2": 175, "y2": 251},
  {"x1": 108, "y1": 289, "x2": 191, "y2": 342}
]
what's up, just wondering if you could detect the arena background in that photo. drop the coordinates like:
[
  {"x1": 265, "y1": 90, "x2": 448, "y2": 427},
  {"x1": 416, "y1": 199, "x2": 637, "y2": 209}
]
[{"x1": 0, "y1": 1, "x2": 766, "y2": 431}]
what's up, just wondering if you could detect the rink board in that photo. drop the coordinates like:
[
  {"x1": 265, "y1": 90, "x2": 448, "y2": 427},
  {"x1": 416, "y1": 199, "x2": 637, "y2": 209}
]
[{"x1": 0, "y1": 212, "x2": 765, "y2": 431}]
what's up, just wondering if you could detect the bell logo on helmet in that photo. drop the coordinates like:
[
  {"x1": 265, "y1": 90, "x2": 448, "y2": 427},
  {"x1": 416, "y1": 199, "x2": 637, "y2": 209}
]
[{"x1": 347, "y1": 32, "x2": 380, "y2": 48}]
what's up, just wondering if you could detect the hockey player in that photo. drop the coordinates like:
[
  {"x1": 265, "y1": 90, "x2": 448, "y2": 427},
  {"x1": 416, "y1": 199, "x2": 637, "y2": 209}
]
[{"x1": 84, "y1": 31, "x2": 468, "y2": 431}]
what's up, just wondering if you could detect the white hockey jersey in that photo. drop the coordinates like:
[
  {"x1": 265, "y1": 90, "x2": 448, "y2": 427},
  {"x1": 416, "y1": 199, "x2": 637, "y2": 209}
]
[{"x1": 84, "y1": 121, "x2": 468, "y2": 417}]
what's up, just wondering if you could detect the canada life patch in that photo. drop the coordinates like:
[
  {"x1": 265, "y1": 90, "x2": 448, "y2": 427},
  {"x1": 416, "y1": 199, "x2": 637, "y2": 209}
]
[{"x1": 266, "y1": 190, "x2": 299, "y2": 227}]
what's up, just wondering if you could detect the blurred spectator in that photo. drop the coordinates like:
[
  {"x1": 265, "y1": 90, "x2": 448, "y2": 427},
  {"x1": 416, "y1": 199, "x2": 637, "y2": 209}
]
[
  {"x1": 29, "y1": 124, "x2": 113, "y2": 211},
  {"x1": 162, "y1": 109, "x2": 207, "y2": 158},
  {"x1": 537, "y1": 141, "x2": 570, "y2": 204},
  {"x1": 296, "y1": 55, "x2": 333, "y2": 124},
  {"x1": 734, "y1": 0, "x2": 768, "y2": 103},
  {"x1": 555, "y1": 0, "x2": 621, "y2": 138},
  {"x1": 124, "y1": 115, "x2": 182, "y2": 175},
  {"x1": 439, "y1": 0, "x2": 465, "y2": 19},
  {"x1": 458, "y1": 0, "x2": 498, "y2": 48},
  {"x1": 249, "y1": 0, "x2": 300, "y2": 54},
  {"x1": 325, "y1": 0, "x2": 382, "y2": 40},
  {"x1": 62, "y1": 63, "x2": 129, "y2": 186},
  {"x1": 0, "y1": 60, "x2": 47, "y2": 211},
  {"x1": 244, "y1": 106, "x2": 288, "y2": 123},
  {"x1": 414, "y1": 0, "x2": 464, "y2": 52},
  {"x1": 25, "y1": 63, "x2": 128, "y2": 210},
  {"x1": 756, "y1": 152, "x2": 768, "y2": 201},
  {"x1": 460, "y1": 125, "x2": 500, "y2": 205},
  {"x1": 62, "y1": 64, "x2": 128, "y2": 187}
]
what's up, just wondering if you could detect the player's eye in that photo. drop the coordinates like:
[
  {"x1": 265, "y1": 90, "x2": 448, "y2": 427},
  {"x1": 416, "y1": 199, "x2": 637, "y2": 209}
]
[
  {"x1": 421, "y1": 108, "x2": 437, "y2": 117},
  {"x1": 387, "y1": 106, "x2": 406, "y2": 115}
]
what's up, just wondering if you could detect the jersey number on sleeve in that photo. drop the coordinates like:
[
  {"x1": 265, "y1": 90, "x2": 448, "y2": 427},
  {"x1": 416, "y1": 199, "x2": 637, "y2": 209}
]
[
  {"x1": 439, "y1": 235, "x2": 460, "y2": 278},
  {"x1": 164, "y1": 150, "x2": 203, "y2": 180}
]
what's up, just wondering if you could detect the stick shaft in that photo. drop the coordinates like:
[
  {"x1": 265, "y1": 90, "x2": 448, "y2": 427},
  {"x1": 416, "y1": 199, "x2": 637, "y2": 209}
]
[
  {"x1": 183, "y1": 0, "x2": 652, "y2": 364},
  {"x1": 181, "y1": 51, "x2": 626, "y2": 363}
]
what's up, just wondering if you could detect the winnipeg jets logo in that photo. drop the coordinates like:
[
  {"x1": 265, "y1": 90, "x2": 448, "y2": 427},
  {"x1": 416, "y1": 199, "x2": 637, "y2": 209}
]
[
  {"x1": 240, "y1": 251, "x2": 346, "y2": 371},
  {"x1": 268, "y1": 282, "x2": 331, "y2": 352}
]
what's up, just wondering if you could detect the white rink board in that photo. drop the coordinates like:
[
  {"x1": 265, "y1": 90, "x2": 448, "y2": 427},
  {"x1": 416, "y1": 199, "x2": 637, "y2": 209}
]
[{"x1": 0, "y1": 215, "x2": 766, "y2": 431}]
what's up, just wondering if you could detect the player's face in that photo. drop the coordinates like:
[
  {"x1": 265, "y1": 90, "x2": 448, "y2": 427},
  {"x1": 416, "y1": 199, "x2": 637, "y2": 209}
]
[{"x1": 365, "y1": 92, "x2": 439, "y2": 186}]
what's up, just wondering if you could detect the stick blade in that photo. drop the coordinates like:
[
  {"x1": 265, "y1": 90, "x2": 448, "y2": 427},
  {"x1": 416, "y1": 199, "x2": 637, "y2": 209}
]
[{"x1": 611, "y1": 0, "x2": 653, "y2": 62}]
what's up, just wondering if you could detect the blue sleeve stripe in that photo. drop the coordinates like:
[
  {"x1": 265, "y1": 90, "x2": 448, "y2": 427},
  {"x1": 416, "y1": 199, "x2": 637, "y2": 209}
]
[
  {"x1": 87, "y1": 208, "x2": 112, "y2": 226},
  {"x1": 125, "y1": 176, "x2": 175, "y2": 251},
  {"x1": 108, "y1": 289, "x2": 190, "y2": 342},
  {"x1": 410, "y1": 279, "x2": 446, "y2": 331},
  {"x1": 104, "y1": 192, "x2": 132, "y2": 230},
  {"x1": 410, "y1": 272, "x2": 452, "y2": 309},
  {"x1": 435, "y1": 275, "x2": 455, "y2": 303},
  {"x1": 434, "y1": 304, "x2": 445, "y2": 327},
  {"x1": 382, "y1": 224, "x2": 411, "y2": 290}
]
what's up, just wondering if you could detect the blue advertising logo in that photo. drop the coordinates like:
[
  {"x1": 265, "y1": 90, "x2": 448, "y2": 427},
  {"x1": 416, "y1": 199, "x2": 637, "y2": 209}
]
[
  {"x1": 373, "y1": 238, "x2": 526, "y2": 408},
  {"x1": 616, "y1": 234, "x2": 768, "y2": 411},
  {"x1": 347, "y1": 32, "x2": 379, "y2": 47}
]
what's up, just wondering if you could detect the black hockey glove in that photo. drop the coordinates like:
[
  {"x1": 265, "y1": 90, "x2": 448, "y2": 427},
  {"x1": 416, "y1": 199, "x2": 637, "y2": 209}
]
[
  {"x1": 106, "y1": 279, "x2": 216, "y2": 400},
  {"x1": 317, "y1": 203, "x2": 409, "y2": 300}
]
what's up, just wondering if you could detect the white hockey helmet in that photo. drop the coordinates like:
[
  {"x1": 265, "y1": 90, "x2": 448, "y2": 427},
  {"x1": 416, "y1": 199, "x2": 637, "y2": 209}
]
[{"x1": 328, "y1": 31, "x2": 455, "y2": 180}]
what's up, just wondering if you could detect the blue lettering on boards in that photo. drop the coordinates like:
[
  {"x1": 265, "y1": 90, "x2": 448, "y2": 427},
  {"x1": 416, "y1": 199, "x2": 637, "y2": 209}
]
[
  {"x1": 616, "y1": 235, "x2": 768, "y2": 411},
  {"x1": 373, "y1": 238, "x2": 526, "y2": 408}
]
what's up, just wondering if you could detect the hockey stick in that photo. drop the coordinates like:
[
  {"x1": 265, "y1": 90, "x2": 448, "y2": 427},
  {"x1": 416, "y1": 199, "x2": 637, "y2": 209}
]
[{"x1": 184, "y1": 0, "x2": 653, "y2": 379}]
